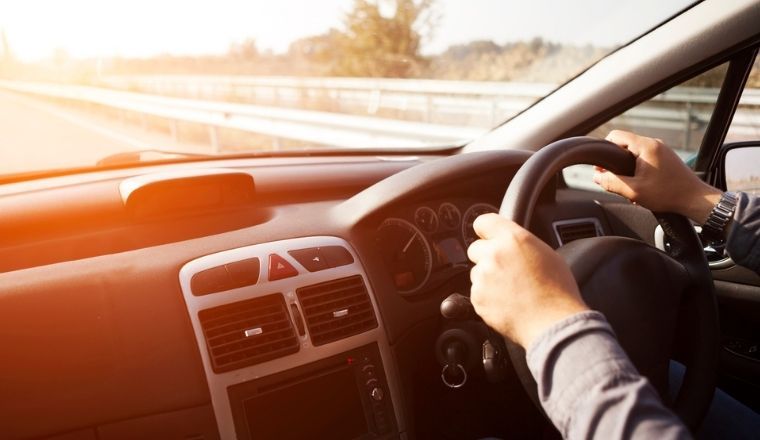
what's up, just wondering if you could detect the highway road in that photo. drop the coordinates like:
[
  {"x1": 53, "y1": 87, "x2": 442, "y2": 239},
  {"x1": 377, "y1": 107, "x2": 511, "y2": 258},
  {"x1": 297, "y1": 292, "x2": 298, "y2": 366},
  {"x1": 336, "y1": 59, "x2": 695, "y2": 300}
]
[
  {"x1": 0, "y1": 90, "x2": 209, "y2": 177},
  {"x1": 1, "y1": 86, "x2": 757, "y2": 182}
]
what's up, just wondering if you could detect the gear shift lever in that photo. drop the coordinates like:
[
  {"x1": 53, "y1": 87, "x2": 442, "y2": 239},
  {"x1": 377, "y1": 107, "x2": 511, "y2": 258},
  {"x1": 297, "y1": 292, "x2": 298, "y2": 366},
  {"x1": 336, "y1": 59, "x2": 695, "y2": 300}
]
[
  {"x1": 440, "y1": 292, "x2": 475, "y2": 320},
  {"x1": 439, "y1": 292, "x2": 508, "y2": 383}
]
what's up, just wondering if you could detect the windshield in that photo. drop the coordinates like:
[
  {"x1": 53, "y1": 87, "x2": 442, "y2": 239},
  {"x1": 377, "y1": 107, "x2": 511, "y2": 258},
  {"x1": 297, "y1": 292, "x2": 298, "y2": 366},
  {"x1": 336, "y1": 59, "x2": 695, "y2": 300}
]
[{"x1": 0, "y1": 0, "x2": 696, "y2": 177}]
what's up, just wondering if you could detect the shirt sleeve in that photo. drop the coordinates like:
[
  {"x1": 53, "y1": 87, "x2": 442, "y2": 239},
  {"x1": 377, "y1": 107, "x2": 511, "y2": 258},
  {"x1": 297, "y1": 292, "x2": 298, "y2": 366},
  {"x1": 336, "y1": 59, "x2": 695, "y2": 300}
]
[
  {"x1": 526, "y1": 311, "x2": 691, "y2": 440},
  {"x1": 726, "y1": 192, "x2": 760, "y2": 273}
]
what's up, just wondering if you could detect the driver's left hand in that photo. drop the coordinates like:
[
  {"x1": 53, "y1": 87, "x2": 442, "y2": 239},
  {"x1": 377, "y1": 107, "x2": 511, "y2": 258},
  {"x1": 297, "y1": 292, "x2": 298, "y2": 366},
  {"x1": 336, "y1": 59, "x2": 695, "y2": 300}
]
[{"x1": 467, "y1": 213, "x2": 589, "y2": 348}]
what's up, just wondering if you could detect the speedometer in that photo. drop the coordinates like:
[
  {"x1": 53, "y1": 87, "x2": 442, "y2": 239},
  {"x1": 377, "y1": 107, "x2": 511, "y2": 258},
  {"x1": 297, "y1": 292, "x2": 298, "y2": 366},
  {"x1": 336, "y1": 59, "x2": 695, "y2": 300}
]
[
  {"x1": 461, "y1": 203, "x2": 498, "y2": 247},
  {"x1": 376, "y1": 218, "x2": 433, "y2": 294}
]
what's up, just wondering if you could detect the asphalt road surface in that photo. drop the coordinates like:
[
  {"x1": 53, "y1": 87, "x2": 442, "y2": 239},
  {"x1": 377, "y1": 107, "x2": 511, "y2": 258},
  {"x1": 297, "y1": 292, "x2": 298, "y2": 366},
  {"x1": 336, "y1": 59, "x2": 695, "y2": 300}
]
[{"x1": 0, "y1": 90, "x2": 209, "y2": 176}]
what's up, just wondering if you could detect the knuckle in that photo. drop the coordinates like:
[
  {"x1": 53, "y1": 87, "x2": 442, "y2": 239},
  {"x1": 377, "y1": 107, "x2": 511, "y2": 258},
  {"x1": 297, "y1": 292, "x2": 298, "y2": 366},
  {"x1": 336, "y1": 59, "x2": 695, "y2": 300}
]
[{"x1": 511, "y1": 227, "x2": 531, "y2": 244}]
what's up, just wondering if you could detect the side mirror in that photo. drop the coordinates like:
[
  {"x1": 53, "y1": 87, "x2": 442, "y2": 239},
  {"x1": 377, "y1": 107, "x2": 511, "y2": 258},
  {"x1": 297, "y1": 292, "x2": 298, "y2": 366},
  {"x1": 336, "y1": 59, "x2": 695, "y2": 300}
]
[
  {"x1": 675, "y1": 142, "x2": 760, "y2": 268},
  {"x1": 711, "y1": 141, "x2": 760, "y2": 195},
  {"x1": 723, "y1": 144, "x2": 760, "y2": 196}
]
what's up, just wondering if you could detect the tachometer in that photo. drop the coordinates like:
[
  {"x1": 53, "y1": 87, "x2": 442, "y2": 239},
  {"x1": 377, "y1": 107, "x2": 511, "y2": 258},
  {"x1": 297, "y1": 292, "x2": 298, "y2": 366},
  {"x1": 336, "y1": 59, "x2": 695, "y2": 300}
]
[
  {"x1": 376, "y1": 218, "x2": 433, "y2": 294},
  {"x1": 438, "y1": 203, "x2": 461, "y2": 230},
  {"x1": 414, "y1": 206, "x2": 439, "y2": 233},
  {"x1": 461, "y1": 203, "x2": 498, "y2": 247}
]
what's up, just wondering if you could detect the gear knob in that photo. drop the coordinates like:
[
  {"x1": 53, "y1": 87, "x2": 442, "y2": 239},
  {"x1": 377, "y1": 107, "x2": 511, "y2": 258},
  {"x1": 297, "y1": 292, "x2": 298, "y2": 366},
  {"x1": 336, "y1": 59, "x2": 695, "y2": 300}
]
[{"x1": 440, "y1": 293, "x2": 475, "y2": 320}]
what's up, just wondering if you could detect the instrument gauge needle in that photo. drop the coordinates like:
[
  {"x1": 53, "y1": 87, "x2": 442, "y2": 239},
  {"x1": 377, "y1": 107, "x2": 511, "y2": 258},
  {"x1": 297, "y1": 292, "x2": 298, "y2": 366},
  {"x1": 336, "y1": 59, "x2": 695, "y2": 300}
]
[{"x1": 402, "y1": 232, "x2": 417, "y2": 253}]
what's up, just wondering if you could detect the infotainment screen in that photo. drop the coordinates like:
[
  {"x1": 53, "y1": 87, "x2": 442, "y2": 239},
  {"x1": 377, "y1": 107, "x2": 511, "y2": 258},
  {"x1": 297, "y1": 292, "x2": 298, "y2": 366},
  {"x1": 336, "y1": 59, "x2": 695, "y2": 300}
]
[{"x1": 242, "y1": 366, "x2": 368, "y2": 440}]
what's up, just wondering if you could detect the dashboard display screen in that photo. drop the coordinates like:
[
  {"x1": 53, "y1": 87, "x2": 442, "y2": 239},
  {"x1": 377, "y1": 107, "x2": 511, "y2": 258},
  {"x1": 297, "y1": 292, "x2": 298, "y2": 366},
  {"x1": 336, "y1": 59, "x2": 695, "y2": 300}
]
[
  {"x1": 243, "y1": 366, "x2": 368, "y2": 440},
  {"x1": 434, "y1": 237, "x2": 468, "y2": 266}
]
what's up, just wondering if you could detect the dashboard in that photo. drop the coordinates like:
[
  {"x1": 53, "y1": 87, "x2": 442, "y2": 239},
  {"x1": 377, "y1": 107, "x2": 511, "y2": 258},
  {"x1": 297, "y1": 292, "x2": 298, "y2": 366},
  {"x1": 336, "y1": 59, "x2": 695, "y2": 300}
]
[{"x1": 0, "y1": 150, "x2": 636, "y2": 440}]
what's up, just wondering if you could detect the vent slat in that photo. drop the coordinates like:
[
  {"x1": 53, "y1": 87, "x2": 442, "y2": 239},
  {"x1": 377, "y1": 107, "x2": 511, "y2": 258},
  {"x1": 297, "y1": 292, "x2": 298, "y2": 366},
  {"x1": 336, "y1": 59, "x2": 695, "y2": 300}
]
[
  {"x1": 297, "y1": 275, "x2": 377, "y2": 346},
  {"x1": 201, "y1": 304, "x2": 282, "y2": 328},
  {"x1": 198, "y1": 293, "x2": 299, "y2": 373},
  {"x1": 300, "y1": 293, "x2": 371, "y2": 314},
  {"x1": 298, "y1": 282, "x2": 365, "y2": 304},
  {"x1": 556, "y1": 220, "x2": 601, "y2": 245},
  {"x1": 207, "y1": 321, "x2": 294, "y2": 348},
  {"x1": 308, "y1": 310, "x2": 375, "y2": 332},
  {"x1": 307, "y1": 306, "x2": 372, "y2": 325},
  {"x1": 204, "y1": 310, "x2": 291, "y2": 339},
  {"x1": 211, "y1": 330, "x2": 297, "y2": 357}
]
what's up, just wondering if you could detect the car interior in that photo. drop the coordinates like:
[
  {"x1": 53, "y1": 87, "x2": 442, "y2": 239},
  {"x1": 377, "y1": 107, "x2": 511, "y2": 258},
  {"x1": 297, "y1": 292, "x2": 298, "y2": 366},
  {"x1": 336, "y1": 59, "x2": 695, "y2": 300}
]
[{"x1": 0, "y1": 1, "x2": 759, "y2": 439}]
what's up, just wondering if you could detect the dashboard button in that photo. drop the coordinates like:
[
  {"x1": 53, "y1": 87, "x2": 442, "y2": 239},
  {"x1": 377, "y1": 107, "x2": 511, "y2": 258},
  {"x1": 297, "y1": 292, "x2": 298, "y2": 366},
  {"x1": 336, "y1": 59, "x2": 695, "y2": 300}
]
[
  {"x1": 268, "y1": 254, "x2": 298, "y2": 281},
  {"x1": 321, "y1": 246, "x2": 354, "y2": 268},
  {"x1": 191, "y1": 265, "x2": 231, "y2": 296},
  {"x1": 288, "y1": 248, "x2": 329, "y2": 272},
  {"x1": 370, "y1": 387, "x2": 384, "y2": 401},
  {"x1": 225, "y1": 258, "x2": 260, "y2": 288}
]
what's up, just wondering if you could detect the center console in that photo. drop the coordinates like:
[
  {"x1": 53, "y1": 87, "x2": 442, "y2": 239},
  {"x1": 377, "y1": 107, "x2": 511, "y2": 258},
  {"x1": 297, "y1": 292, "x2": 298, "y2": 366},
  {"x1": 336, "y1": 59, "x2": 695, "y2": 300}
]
[
  {"x1": 228, "y1": 343, "x2": 394, "y2": 440},
  {"x1": 179, "y1": 236, "x2": 402, "y2": 439}
]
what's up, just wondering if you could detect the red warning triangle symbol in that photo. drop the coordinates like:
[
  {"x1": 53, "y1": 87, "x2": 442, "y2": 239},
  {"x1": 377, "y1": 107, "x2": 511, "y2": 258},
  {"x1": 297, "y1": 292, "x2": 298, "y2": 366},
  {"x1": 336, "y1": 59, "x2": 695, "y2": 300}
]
[{"x1": 268, "y1": 254, "x2": 298, "y2": 281}]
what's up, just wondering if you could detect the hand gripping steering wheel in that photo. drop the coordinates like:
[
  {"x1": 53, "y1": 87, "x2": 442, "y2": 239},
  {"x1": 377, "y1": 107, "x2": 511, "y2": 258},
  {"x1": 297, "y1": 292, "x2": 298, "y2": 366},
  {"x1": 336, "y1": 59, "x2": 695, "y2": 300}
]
[{"x1": 499, "y1": 137, "x2": 719, "y2": 431}]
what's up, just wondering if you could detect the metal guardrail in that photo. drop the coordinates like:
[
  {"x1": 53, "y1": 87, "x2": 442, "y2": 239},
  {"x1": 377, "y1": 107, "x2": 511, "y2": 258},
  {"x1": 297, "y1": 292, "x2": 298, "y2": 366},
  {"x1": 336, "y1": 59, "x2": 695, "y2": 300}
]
[
  {"x1": 1, "y1": 76, "x2": 759, "y2": 153},
  {"x1": 102, "y1": 75, "x2": 760, "y2": 138},
  {"x1": 101, "y1": 75, "x2": 555, "y2": 127},
  {"x1": 0, "y1": 80, "x2": 485, "y2": 151}
]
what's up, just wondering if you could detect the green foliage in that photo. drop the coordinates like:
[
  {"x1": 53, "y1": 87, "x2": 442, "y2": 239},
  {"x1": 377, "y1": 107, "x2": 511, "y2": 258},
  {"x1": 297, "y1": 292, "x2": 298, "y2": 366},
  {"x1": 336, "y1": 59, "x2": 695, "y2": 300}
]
[
  {"x1": 428, "y1": 38, "x2": 609, "y2": 83},
  {"x1": 330, "y1": 0, "x2": 436, "y2": 78}
]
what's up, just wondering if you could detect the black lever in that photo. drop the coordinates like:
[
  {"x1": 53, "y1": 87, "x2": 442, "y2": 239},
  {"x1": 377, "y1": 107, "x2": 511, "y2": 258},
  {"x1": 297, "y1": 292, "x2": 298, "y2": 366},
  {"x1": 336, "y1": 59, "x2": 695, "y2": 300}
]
[
  {"x1": 440, "y1": 293, "x2": 509, "y2": 383},
  {"x1": 440, "y1": 293, "x2": 475, "y2": 320},
  {"x1": 482, "y1": 338, "x2": 508, "y2": 383}
]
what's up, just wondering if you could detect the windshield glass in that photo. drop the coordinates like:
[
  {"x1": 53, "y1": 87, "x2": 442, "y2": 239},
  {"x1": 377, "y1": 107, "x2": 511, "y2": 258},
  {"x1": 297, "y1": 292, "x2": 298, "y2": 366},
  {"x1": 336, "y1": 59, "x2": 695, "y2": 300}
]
[{"x1": 0, "y1": 0, "x2": 696, "y2": 177}]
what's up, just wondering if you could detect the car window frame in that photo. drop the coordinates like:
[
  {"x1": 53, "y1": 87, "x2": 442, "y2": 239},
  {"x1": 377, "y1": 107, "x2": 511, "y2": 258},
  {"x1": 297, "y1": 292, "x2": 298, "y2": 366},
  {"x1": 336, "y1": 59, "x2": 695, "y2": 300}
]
[{"x1": 556, "y1": 45, "x2": 759, "y2": 186}]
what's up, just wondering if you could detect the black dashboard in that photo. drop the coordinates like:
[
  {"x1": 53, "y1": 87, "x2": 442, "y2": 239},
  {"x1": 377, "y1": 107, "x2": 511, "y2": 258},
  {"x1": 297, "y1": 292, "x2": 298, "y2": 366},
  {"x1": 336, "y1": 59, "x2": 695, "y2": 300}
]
[{"x1": 0, "y1": 150, "x2": 644, "y2": 440}]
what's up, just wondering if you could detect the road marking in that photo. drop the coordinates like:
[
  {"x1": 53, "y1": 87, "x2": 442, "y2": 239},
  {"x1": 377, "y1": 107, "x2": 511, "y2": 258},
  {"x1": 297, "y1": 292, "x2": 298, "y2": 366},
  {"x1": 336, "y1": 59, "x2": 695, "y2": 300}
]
[{"x1": 1, "y1": 91, "x2": 152, "y2": 151}]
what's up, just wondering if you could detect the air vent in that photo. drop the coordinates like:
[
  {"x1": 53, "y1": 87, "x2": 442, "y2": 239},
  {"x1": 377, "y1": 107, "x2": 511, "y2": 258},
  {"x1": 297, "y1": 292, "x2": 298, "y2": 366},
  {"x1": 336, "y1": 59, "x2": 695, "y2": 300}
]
[
  {"x1": 553, "y1": 218, "x2": 603, "y2": 246},
  {"x1": 296, "y1": 275, "x2": 378, "y2": 346},
  {"x1": 198, "y1": 293, "x2": 299, "y2": 373}
]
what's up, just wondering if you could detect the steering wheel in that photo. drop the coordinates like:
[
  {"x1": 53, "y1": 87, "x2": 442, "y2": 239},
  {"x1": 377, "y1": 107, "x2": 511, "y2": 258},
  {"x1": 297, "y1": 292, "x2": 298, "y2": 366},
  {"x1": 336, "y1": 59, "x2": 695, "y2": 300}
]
[{"x1": 499, "y1": 137, "x2": 719, "y2": 431}]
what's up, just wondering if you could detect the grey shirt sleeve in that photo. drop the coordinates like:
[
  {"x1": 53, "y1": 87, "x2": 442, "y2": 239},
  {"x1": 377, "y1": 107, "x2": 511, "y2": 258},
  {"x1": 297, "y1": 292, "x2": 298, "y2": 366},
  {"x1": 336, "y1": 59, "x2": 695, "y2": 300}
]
[
  {"x1": 726, "y1": 192, "x2": 760, "y2": 273},
  {"x1": 526, "y1": 311, "x2": 691, "y2": 440}
]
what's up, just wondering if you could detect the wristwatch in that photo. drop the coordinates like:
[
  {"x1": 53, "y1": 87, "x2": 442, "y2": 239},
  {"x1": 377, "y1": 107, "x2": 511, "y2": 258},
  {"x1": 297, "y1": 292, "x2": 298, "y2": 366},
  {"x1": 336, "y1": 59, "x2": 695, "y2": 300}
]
[{"x1": 701, "y1": 191, "x2": 738, "y2": 244}]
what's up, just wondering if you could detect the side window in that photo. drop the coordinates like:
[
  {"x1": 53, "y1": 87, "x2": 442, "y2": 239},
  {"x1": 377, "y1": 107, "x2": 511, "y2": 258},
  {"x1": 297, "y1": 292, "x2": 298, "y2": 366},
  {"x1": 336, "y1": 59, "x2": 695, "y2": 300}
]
[
  {"x1": 564, "y1": 63, "x2": 729, "y2": 190},
  {"x1": 726, "y1": 55, "x2": 760, "y2": 143},
  {"x1": 725, "y1": 55, "x2": 760, "y2": 196}
]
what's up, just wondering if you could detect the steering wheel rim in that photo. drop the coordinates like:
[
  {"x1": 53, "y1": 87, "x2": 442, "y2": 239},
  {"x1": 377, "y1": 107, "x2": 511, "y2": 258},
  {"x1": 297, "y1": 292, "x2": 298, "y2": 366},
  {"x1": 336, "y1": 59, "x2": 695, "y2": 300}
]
[{"x1": 499, "y1": 136, "x2": 719, "y2": 431}]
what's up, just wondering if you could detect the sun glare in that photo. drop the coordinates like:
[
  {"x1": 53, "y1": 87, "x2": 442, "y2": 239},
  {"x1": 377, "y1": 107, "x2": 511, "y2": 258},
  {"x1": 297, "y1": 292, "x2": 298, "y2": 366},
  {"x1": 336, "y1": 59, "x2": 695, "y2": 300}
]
[{"x1": 0, "y1": 0, "x2": 354, "y2": 62}]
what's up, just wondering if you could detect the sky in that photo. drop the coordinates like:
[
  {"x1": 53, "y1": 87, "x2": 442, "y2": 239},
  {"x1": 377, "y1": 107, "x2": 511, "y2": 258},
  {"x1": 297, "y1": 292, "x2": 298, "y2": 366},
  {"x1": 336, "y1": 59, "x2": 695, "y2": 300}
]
[{"x1": 0, "y1": 0, "x2": 695, "y2": 62}]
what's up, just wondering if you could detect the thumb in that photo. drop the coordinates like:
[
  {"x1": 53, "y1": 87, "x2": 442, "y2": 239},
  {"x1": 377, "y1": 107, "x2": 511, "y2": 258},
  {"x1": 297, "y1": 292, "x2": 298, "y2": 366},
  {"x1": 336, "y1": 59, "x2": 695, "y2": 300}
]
[{"x1": 593, "y1": 170, "x2": 635, "y2": 199}]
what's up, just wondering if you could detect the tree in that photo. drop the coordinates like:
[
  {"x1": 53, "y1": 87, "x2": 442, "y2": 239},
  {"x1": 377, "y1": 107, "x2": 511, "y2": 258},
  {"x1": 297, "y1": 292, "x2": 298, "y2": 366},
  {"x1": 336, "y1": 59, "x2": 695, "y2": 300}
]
[
  {"x1": 332, "y1": 0, "x2": 437, "y2": 78},
  {"x1": 228, "y1": 39, "x2": 259, "y2": 61},
  {"x1": 0, "y1": 29, "x2": 12, "y2": 64}
]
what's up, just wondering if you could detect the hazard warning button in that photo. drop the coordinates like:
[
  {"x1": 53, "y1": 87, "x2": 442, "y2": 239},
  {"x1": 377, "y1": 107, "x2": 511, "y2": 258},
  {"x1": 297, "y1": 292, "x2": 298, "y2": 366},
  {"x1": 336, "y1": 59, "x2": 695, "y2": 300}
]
[{"x1": 268, "y1": 254, "x2": 298, "y2": 281}]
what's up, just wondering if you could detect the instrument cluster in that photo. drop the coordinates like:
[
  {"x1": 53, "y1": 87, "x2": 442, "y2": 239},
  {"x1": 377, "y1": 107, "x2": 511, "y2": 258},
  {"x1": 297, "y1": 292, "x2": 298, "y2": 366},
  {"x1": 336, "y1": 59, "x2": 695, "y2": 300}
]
[{"x1": 375, "y1": 200, "x2": 498, "y2": 295}]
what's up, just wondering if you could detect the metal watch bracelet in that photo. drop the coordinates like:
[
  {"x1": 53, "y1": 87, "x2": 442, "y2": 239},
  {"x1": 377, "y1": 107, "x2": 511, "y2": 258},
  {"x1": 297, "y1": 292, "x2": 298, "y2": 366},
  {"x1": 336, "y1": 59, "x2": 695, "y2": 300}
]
[{"x1": 701, "y1": 191, "x2": 738, "y2": 243}]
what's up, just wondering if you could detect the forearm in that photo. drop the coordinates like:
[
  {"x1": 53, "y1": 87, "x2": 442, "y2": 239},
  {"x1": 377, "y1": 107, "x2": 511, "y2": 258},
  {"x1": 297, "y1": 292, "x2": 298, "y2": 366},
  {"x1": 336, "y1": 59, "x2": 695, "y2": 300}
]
[
  {"x1": 677, "y1": 182, "x2": 722, "y2": 225},
  {"x1": 526, "y1": 311, "x2": 691, "y2": 439}
]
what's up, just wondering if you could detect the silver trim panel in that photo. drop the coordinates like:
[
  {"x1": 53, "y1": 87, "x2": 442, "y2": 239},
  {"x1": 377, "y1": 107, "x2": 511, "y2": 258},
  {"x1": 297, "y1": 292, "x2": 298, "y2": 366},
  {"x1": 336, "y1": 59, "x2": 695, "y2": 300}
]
[
  {"x1": 178, "y1": 236, "x2": 404, "y2": 439},
  {"x1": 654, "y1": 224, "x2": 734, "y2": 269}
]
